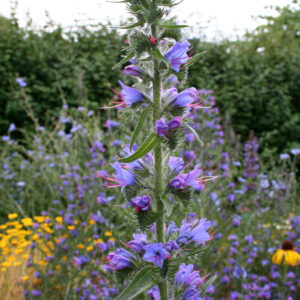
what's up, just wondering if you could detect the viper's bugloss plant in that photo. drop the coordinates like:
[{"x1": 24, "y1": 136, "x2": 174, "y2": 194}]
[{"x1": 103, "y1": 1, "x2": 216, "y2": 299}]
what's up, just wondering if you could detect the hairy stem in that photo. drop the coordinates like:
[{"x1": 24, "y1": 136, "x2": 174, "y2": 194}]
[{"x1": 151, "y1": 18, "x2": 168, "y2": 300}]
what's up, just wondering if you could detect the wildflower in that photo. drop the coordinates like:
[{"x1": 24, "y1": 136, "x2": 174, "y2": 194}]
[
  {"x1": 106, "y1": 248, "x2": 136, "y2": 270},
  {"x1": 164, "y1": 240, "x2": 179, "y2": 252},
  {"x1": 147, "y1": 286, "x2": 160, "y2": 300},
  {"x1": 291, "y1": 148, "x2": 300, "y2": 155},
  {"x1": 110, "y1": 80, "x2": 143, "y2": 108},
  {"x1": 143, "y1": 243, "x2": 170, "y2": 268},
  {"x1": 165, "y1": 40, "x2": 191, "y2": 72},
  {"x1": 127, "y1": 233, "x2": 147, "y2": 253},
  {"x1": 171, "y1": 87, "x2": 199, "y2": 108},
  {"x1": 168, "y1": 156, "x2": 184, "y2": 175},
  {"x1": 131, "y1": 195, "x2": 151, "y2": 212},
  {"x1": 104, "y1": 120, "x2": 120, "y2": 129},
  {"x1": 177, "y1": 218, "x2": 211, "y2": 246},
  {"x1": 122, "y1": 64, "x2": 142, "y2": 77},
  {"x1": 175, "y1": 263, "x2": 204, "y2": 288},
  {"x1": 167, "y1": 117, "x2": 182, "y2": 130},
  {"x1": 8, "y1": 123, "x2": 16, "y2": 132},
  {"x1": 169, "y1": 164, "x2": 216, "y2": 190},
  {"x1": 101, "y1": 162, "x2": 136, "y2": 191},
  {"x1": 272, "y1": 241, "x2": 300, "y2": 266},
  {"x1": 73, "y1": 255, "x2": 90, "y2": 267},
  {"x1": 280, "y1": 153, "x2": 290, "y2": 160},
  {"x1": 16, "y1": 78, "x2": 27, "y2": 87},
  {"x1": 8, "y1": 213, "x2": 18, "y2": 220},
  {"x1": 155, "y1": 118, "x2": 169, "y2": 136}
]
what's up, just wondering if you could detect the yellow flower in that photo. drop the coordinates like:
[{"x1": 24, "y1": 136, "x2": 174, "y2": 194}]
[
  {"x1": 89, "y1": 219, "x2": 96, "y2": 225},
  {"x1": 34, "y1": 216, "x2": 45, "y2": 223},
  {"x1": 86, "y1": 246, "x2": 93, "y2": 252},
  {"x1": 68, "y1": 225, "x2": 75, "y2": 231},
  {"x1": 272, "y1": 241, "x2": 300, "y2": 267},
  {"x1": 76, "y1": 244, "x2": 85, "y2": 249},
  {"x1": 21, "y1": 218, "x2": 33, "y2": 226},
  {"x1": 8, "y1": 213, "x2": 18, "y2": 220},
  {"x1": 55, "y1": 216, "x2": 63, "y2": 224},
  {"x1": 22, "y1": 275, "x2": 29, "y2": 281},
  {"x1": 105, "y1": 231, "x2": 112, "y2": 237}
]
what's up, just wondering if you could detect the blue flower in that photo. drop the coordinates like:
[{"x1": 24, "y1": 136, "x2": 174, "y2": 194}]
[
  {"x1": 116, "y1": 80, "x2": 143, "y2": 107},
  {"x1": 16, "y1": 78, "x2": 27, "y2": 87},
  {"x1": 167, "y1": 116, "x2": 182, "y2": 130},
  {"x1": 171, "y1": 87, "x2": 198, "y2": 107},
  {"x1": 131, "y1": 195, "x2": 151, "y2": 212},
  {"x1": 143, "y1": 243, "x2": 170, "y2": 268},
  {"x1": 122, "y1": 64, "x2": 142, "y2": 77},
  {"x1": 106, "y1": 248, "x2": 136, "y2": 270},
  {"x1": 168, "y1": 156, "x2": 184, "y2": 175},
  {"x1": 165, "y1": 40, "x2": 191, "y2": 72},
  {"x1": 156, "y1": 118, "x2": 168, "y2": 136}
]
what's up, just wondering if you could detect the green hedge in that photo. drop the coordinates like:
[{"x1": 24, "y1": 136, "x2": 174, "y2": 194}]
[{"x1": 0, "y1": 2, "x2": 299, "y2": 153}]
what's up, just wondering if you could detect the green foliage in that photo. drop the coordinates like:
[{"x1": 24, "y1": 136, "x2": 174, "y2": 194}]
[
  {"x1": 188, "y1": 2, "x2": 300, "y2": 153},
  {"x1": 0, "y1": 15, "x2": 124, "y2": 134}
]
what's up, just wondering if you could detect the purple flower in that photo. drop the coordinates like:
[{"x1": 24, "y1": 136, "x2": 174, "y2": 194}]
[
  {"x1": 169, "y1": 164, "x2": 202, "y2": 190},
  {"x1": 165, "y1": 40, "x2": 191, "y2": 72},
  {"x1": 106, "y1": 248, "x2": 135, "y2": 270},
  {"x1": 175, "y1": 263, "x2": 204, "y2": 288},
  {"x1": 291, "y1": 148, "x2": 300, "y2": 155},
  {"x1": 122, "y1": 64, "x2": 142, "y2": 77},
  {"x1": 31, "y1": 290, "x2": 42, "y2": 297},
  {"x1": 156, "y1": 118, "x2": 168, "y2": 136},
  {"x1": 91, "y1": 210, "x2": 106, "y2": 224},
  {"x1": 147, "y1": 286, "x2": 160, "y2": 300},
  {"x1": 101, "y1": 162, "x2": 136, "y2": 191},
  {"x1": 177, "y1": 218, "x2": 211, "y2": 246},
  {"x1": 168, "y1": 156, "x2": 184, "y2": 175},
  {"x1": 128, "y1": 233, "x2": 147, "y2": 253},
  {"x1": 167, "y1": 117, "x2": 182, "y2": 130},
  {"x1": 280, "y1": 153, "x2": 290, "y2": 160},
  {"x1": 111, "y1": 80, "x2": 143, "y2": 108},
  {"x1": 16, "y1": 77, "x2": 27, "y2": 87},
  {"x1": 73, "y1": 255, "x2": 90, "y2": 266},
  {"x1": 164, "y1": 240, "x2": 179, "y2": 252},
  {"x1": 167, "y1": 220, "x2": 179, "y2": 238},
  {"x1": 132, "y1": 195, "x2": 151, "y2": 212},
  {"x1": 171, "y1": 87, "x2": 198, "y2": 107},
  {"x1": 105, "y1": 120, "x2": 120, "y2": 129},
  {"x1": 183, "y1": 150, "x2": 196, "y2": 162},
  {"x1": 143, "y1": 243, "x2": 170, "y2": 268}
]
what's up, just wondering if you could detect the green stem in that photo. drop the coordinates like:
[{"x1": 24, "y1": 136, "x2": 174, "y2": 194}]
[{"x1": 151, "y1": 18, "x2": 168, "y2": 300}]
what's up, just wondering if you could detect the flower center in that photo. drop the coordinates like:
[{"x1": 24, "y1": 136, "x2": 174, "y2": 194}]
[{"x1": 281, "y1": 240, "x2": 294, "y2": 250}]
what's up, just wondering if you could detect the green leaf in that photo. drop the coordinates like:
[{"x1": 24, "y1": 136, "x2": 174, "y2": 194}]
[
  {"x1": 171, "y1": 186, "x2": 193, "y2": 208},
  {"x1": 186, "y1": 51, "x2": 207, "y2": 67},
  {"x1": 119, "y1": 133, "x2": 160, "y2": 163},
  {"x1": 112, "y1": 51, "x2": 135, "y2": 70},
  {"x1": 157, "y1": 0, "x2": 184, "y2": 7},
  {"x1": 201, "y1": 275, "x2": 217, "y2": 295},
  {"x1": 111, "y1": 20, "x2": 145, "y2": 29},
  {"x1": 114, "y1": 266, "x2": 154, "y2": 300},
  {"x1": 185, "y1": 123, "x2": 204, "y2": 147},
  {"x1": 157, "y1": 22, "x2": 189, "y2": 29},
  {"x1": 130, "y1": 105, "x2": 152, "y2": 151},
  {"x1": 162, "y1": 196, "x2": 173, "y2": 217}
]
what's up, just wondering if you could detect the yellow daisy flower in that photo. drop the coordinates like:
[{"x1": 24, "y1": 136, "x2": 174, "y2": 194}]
[{"x1": 272, "y1": 240, "x2": 300, "y2": 267}]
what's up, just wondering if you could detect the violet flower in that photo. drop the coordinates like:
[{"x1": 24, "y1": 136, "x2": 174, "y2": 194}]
[
  {"x1": 132, "y1": 195, "x2": 151, "y2": 212},
  {"x1": 167, "y1": 116, "x2": 182, "y2": 130},
  {"x1": 143, "y1": 243, "x2": 170, "y2": 268},
  {"x1": 122, "y1": 64, "x2": 142, "y2": 77},
  {"x1": 156, "y1": 118, "x2": 168, "y2": 136},
  {"x1": 106, "y1": 248, "x2": 135, "y2": 270},
  {"x1": 165, "y1": 40, "x2": 191, "y2": 72}
]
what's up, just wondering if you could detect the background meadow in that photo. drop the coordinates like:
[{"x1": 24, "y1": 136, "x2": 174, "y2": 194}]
[{"x1": 0, "y1": 1, "x2": 299, "y2": 299}]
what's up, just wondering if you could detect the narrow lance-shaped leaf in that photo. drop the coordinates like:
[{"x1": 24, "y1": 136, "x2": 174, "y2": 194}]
[
  {"x1": 111, "y1": 20, "x2": 145, "y2": 30},
  {"x1": 156, "y1": 22, "x2": 189, "y2": 29},
  {"x1": 114, "y1": 266, "x2": 154, "y2": 300},
  {"x1": 186, "y1": 51, "x2": 207, "y2": 68},
  {"x1": 112, "y1": 51, "x2": 135, "y2": 70},
  {"x1": 185, "y1": 123, "x2": 204, "y2": 147},
  {"x1": 201, "y1": 275, "x2": 217, "y2": 296},
  {"x1": 119, "y1": 133, "x2": 160, "y2": 163},
  {"x1": 130, "y1": 105, "x2": 152, "y2": 151}
]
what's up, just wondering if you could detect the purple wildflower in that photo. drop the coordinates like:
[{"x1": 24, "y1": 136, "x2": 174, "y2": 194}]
[
  {"x1": 105, "y1": 120, "x2": 120, "y2": 129},
  {"x1": 122, "y1": 64, "x2": 142, "y2": 77},
  {"x1": 106, "y1": 248, "x2": 135, "y2": 270},
  {"x1": 171, "y1": 87, "x2": 199, "y2": 108},
  {"x1": 16, "y1": 78, "x2": 27, "y2": 87},
  {"x1": 128, "y1": 233, "x2": 147, "y2": 253},
  {"x1": 143, "y1": 243, "x2": 170, "y2": 268},
  {"x1": 167, "y1": 116, "x2": 182, "y2": 130},
  {"x1": 164, "y1": 240, "x2": 179, "y2": 252},
  {"x1": 175, "y1": 263, "x2": 204, "y2": 288},
  {"x1": 168, "y1": 156, "x2": 184, "y2": 175},
  {"x1": 165, "y1": 40, "x2": 191, "y2": 72},
  {"x1": 132, "y1": 195, "x2": 151, "y2": 212},
  {"x1": 147, "y1": 286, "x2": 160, "y2": 300},
  {"x1": 156, "y1": 118, "x2": 169, "y2": 136},
  {"x1": 101, "y1": 162, "x2": 136, "y2": 191}
]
